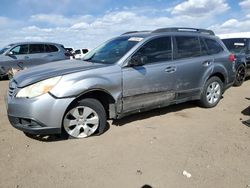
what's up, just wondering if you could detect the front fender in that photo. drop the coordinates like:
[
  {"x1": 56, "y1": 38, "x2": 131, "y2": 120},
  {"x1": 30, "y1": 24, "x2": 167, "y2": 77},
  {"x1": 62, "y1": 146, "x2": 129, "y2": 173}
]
[{"x1": 50, "y1": 68, "x2": 122, "y2": 101}]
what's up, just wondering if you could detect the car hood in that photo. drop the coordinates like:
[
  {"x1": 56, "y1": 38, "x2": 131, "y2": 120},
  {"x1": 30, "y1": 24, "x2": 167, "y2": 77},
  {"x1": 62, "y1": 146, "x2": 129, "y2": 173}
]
[
  {"x1": 14, "y1": 59, "x2": 107, "y2": 87},
  {"x1": 0, "y1": 55, "x2": 10, "y2": 62}
]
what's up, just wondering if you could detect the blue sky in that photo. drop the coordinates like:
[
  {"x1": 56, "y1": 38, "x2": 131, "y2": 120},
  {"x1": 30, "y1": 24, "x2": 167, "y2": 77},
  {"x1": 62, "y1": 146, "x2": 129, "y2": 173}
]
[{"x1": 0, "y1": 0, "x2": 250, "y2": 49}]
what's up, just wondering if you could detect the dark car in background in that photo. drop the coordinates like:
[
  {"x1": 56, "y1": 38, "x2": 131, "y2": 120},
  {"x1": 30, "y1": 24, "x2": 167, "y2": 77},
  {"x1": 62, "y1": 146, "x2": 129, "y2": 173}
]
[
  {"x1": 219, "y1": 33, "x2": 250, "y2": 86},
  {"x1": 0, "y1": 42, "x2": 71, "y2": 79}
]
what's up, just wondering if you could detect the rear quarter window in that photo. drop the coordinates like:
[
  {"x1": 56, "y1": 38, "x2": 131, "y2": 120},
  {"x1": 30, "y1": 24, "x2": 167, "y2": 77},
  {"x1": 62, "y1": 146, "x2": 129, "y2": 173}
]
[
  {"x1": 45, "y1": 45, "x2": 59, "y2": 53},
  {"x1": 204, "y1": 38, "x2": 224, "y2": 55}
]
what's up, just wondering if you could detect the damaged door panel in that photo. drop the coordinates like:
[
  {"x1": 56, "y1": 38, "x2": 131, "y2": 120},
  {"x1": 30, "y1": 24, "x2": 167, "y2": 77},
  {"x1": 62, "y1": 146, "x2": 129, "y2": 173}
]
[{"x1": 122, "y1": 36, "x2": 175, "y2": 113}]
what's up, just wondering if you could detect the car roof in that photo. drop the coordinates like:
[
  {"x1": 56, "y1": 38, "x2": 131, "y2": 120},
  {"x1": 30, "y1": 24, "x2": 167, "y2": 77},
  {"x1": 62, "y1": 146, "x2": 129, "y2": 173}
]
[
  {"x1": 121, "y1": 27, "x2": 217, "y2": 39},
  {"x1": 218, "y1": 32, "x2": 250, "y2": 39},
  {"x1": 8, "y1": 42, "x2": 63, "y2": 46}
]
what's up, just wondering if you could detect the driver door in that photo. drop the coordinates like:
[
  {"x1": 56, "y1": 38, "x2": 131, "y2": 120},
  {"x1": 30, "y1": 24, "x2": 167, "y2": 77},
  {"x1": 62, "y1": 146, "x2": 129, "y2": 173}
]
[
  {"x1": 8, "y1": 44, "x2": 30, "y2": 69},
  {"x1": 122, "y1": 36, "x2": 177, "y2": 113}
]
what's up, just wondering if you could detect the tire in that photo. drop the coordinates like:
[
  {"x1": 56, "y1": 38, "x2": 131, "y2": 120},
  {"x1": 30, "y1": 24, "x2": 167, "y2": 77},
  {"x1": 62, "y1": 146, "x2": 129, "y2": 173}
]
[
  {"x1": 233, "y1": 64, "x2": 246, "y2": 87},
  {"x1": 63, "y1": 98, "x2": 107, "y2": 138},
  {"x1": 199, "y1": 76, "x2": 223, "y2": 108}
]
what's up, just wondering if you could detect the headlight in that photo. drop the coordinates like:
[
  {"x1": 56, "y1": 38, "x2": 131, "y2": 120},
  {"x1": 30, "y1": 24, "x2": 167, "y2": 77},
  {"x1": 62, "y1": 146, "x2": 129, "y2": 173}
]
[{"x1": 16, "y1": 76, "x2": 61, "y2": 98}]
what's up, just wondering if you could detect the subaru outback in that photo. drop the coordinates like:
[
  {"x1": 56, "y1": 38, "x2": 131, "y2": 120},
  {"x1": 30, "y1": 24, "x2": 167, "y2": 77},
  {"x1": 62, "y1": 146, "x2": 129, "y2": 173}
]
[{"x1": 6, "y1": 28, "x2": 236, "y2": 138}]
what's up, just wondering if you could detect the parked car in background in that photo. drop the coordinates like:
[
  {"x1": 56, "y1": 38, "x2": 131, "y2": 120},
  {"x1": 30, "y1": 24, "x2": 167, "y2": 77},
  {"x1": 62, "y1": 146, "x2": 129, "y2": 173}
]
[
  {"x1": 74, "y1": 49, "x2": 89, "y2": 60},
  {"x1": 6, "y1": 27, "x2": 236, "y2": 139},
  {"x1": 65, "y1": 47, "x2": 74, "y2": 54},
  {"x1": 219, "y1": 33, "x2": 250, "y2": 86},
  {"x1": 0, "y1": 42, "x2": 72, "y2": 79},
  {"x1": 64, "y1": 47, "x2": 75, "y2": 59}
]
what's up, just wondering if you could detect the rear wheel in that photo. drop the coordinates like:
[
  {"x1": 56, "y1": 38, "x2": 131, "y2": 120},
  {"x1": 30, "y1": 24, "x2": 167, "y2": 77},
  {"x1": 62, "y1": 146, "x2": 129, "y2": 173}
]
[
  {"x1": 234, "y1": 64, "x2": 246, "y2": 86},
  {"x1": 63, "y1": 98, "x2": 107, "y2": 138},
  {"x1": 199, "y1": 76, "x2": 223, "y2": 108}
]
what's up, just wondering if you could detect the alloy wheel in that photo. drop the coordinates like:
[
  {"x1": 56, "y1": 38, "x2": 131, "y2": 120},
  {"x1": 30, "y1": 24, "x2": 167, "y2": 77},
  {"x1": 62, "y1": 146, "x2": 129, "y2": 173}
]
[
  {"x1": 206, "y1": 81, "x2": 221, "y2": 104},
  {"x1": 63, "y1": 106, "x2": 99, "y2": 138}
]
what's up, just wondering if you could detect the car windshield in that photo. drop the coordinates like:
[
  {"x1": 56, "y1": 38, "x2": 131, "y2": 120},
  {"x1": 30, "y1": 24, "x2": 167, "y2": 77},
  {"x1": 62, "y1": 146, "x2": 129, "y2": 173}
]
[
  {"x1": 83, "y1": 36, "x2": 144, "y2": 64},
  {"x1": 222, "y1": 38, "x2": 248, "y2": 54},
  {"x1": 0, "y1": 44, "x2": 14, "y2": 55}
]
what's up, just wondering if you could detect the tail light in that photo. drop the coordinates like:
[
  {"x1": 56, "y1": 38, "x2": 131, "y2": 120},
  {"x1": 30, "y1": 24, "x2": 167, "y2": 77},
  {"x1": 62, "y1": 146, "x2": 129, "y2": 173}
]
[{"x1": 229, "y1": 54, "x2": 235, "y2": 62}]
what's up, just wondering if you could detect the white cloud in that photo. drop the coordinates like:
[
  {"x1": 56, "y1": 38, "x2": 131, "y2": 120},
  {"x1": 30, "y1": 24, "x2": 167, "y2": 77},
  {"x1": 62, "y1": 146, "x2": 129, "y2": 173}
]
[
  {"x1": 30, "y1": 14, "x2": 94, "y2": 27},
  {"x1": 0, "y1": 4, "x2": 249, "y2": 50},
  {"x1": 209, "y1": 17, "x2": 250, "y2": 34},
  {"x1": 0, "y1": 10, "x2": 224, "y2": 49},
  {"x1": 171, "y1": 0, "x2": 230, "y2": 16},
  {"x1": 0, "y1": 16, "x2": 9, "y2": 25},
  {"x1": 239, "y1": 0, "x2": 250, "y2": 9}
]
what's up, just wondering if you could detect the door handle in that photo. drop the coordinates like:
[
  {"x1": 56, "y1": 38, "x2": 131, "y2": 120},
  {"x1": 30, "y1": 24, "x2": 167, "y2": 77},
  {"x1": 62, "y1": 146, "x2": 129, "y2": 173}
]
[
  {"x1": 165, "y1": 66, "x2": 177, "y2": 73},
  {"x1": 24, "y1": 56, "x2": 29, "y2": 59},
  {"x1": 202, "y1": 60, "x2": 213, "y2": 67}
]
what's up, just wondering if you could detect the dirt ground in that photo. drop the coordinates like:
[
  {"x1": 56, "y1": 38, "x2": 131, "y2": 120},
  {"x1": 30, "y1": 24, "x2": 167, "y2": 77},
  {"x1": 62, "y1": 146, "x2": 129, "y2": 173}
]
[{"x1": 0, "y1": 79, "x2": 250, "y2": 188}]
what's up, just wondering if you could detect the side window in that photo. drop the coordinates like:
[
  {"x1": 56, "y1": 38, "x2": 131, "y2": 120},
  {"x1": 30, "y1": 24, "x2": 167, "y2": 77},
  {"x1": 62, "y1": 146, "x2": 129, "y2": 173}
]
[
  {"x1": 10, "y1": 45, "x2": 29, "y2": 55},
  {"x1": 204, "y1": 38, "x2": 224, "y2": 55},
  {"x1": 49, "y1": 45, "x2": 58, "y2": 52},
  {"x1": 29, "y1": 44, "x2": 45, "y2": 54},
  {"x1": 175, "y1": 36, "x2": 201, "y2": 59},
  {"x1": 45, "y1": 45, "x2": 59, "y2": 53},
  {"x1": 134, "y1": 37, "x2": 172, "y2": 64},
  {"x1": 75, "y1": 50, "x2": 81, "y2": 54}
]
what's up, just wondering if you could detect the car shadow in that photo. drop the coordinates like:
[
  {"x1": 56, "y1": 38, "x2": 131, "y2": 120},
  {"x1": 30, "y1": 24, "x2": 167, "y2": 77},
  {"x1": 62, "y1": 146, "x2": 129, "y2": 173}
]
[
  {"x1": 241, "y1": 104, "x2": 250, "y2": 127},
  {"x1": 0, "y1": 76, "x2": 8, "y2": 81},
  {"x1": 112, "y1": 101, "x2": 197, "y2": 127},
  {"x1": 24, "y1": 122, "x2": 110, "y2": 142},
  {"x1": 141, "y1": 185, "x2": 153, "y2": 188}
]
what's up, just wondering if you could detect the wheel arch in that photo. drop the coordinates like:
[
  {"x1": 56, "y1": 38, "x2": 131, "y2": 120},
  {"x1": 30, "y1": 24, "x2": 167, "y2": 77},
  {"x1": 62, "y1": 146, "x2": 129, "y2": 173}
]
[
  {"x1": 70, "y1": 89, "x2": 117, "y2": 119},
  {"x1": 208, "y1": 72, "x2": 225, "y2": 85}
]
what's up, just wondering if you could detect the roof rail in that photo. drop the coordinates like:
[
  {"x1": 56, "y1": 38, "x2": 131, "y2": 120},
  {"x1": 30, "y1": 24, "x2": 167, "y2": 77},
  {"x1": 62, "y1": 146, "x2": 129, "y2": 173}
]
[
  {"x1": 152, "y1": 27, "x2": 215, "y2": 35},
  {"x1": 121, "y1": 30, "x2": 150, "y2": 35}
]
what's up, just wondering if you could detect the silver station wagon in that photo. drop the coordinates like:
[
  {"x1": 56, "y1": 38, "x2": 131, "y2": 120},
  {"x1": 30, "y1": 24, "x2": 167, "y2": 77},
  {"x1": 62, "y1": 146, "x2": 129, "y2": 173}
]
[{"x1": 6, "y1": 28, "x2": 236, "y2": 138}]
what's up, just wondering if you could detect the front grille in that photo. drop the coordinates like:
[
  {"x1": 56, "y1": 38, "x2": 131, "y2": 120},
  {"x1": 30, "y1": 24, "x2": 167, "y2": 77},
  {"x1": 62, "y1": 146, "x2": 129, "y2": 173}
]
[{"x1": 8, "y1": 80, "x2": 17, "y2": 97}]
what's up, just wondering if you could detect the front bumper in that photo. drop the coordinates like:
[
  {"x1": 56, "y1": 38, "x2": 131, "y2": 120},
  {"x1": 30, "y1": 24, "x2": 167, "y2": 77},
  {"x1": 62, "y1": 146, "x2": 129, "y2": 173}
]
[{"x1": 6, "y1": 92, "x2": 75, "y2": 135}]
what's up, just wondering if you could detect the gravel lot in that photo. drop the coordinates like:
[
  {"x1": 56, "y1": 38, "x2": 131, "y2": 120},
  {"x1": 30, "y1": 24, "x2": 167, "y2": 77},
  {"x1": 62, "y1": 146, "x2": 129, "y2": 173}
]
[{"x1": 0, "y1": 79, "x2": 250, "y2": 188}]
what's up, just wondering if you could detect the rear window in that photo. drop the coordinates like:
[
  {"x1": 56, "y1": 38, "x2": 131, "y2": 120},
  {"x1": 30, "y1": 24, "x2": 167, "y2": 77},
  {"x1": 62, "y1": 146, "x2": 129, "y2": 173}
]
[
  {"x1": 222, "y1": 38, "x2": 248, "y2": 54},
  {"x1": 45, "y1": 45, "x2": 59, "y2": 53},
  {"x1": 175, "y1": 36, "x2": 201, "y2": 59},
  {"x1": 204, "y1": 38, "x2": 224, "y2": 55}
]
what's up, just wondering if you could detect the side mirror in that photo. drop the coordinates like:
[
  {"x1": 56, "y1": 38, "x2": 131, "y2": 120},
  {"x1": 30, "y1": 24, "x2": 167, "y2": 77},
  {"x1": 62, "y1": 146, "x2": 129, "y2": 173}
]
[
  {"x1": 129, "y1": 55, "x2": 147, "y2": 66},
  {"x1": 7, "y1": 51, "x2": 14, "y2": 56}
]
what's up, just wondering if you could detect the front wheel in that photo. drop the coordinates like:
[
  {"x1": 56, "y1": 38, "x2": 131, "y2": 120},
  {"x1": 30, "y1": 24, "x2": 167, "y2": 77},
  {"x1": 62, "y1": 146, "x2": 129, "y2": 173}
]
[
  {"x1": 234, "y1": 64, "x2": 246, "y2": 87},
  {"x1": 63, "y1": 98, "x2": 107, "y2": 138},
  {"x1": 199, "y1": 77, "x2": 223, "y2": 108}
]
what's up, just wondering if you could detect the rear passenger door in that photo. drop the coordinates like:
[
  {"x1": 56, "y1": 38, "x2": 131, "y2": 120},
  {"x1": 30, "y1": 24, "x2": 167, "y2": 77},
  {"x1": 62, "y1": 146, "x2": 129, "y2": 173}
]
[
  {"x1": 173, "y1": 36, "x2": 214, "y2": 99},
  {"x1": 26, "y1": 44, "x2": 47, "y2": 68}
]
